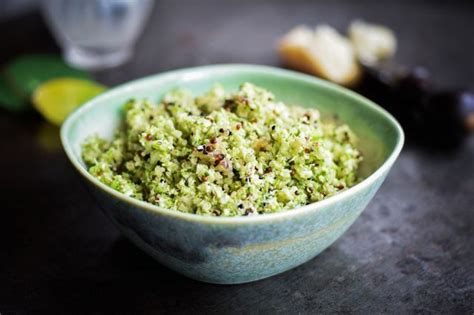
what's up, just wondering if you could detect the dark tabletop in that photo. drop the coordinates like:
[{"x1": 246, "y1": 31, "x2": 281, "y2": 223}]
[{"x1": 1, "y1": 0, "x2": 473, "y2": 314}]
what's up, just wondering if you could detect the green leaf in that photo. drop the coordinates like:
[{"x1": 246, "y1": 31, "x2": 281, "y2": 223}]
[
  {"x1": 5, "y1": 54, "x2": 91, "y2": 99},
  {"x1": 0, "y1": 75, "x2": 28, "y2": 112}
]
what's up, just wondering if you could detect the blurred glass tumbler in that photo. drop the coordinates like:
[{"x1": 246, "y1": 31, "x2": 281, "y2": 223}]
[{"x1": 42, "y1": 0, "x2": 153, "y2": 70}]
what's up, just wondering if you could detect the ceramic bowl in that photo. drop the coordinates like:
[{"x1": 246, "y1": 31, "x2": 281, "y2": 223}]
[{"x1": 61, "y1": 65, "x2": 404, "y2": 284}]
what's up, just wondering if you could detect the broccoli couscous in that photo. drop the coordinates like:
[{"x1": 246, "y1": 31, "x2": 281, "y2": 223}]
[{"x1": 81, "y1": 83, "x2": 362, "y2": 217}]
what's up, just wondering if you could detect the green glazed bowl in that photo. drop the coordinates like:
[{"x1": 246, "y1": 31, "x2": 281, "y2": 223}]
[{"x1": 61, "y1": 65, "x2": 404, "y2": 284}]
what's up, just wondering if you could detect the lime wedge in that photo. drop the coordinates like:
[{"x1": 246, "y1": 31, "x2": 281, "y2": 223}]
[
  {"x1": 32, "y1": 78, "x2": 106, "y2": 126},
  {"x1": 5, "y1": 54, "x2": 90, "y2": 99}
]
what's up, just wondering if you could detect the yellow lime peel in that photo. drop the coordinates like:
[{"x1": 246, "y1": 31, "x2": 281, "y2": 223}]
[{"x1": 33, "y1": 77, "x2": 106, "y2": 126}]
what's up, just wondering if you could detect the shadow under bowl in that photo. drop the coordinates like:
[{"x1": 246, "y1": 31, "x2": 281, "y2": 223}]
[{"x1": 61, "y1": 64, "x2": 404, "y2": 284}]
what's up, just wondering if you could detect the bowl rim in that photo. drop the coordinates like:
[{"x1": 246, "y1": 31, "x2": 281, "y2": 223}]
[{"x1": 61, "y1": 64, "x2": 404, "y2": 225}]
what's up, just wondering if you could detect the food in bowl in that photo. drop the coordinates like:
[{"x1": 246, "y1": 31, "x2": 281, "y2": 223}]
[
  {"x1": 62, "y1": 65, "x2": 404, "y2": 284},
  {"x1": 81, "y1": 83, "x2": 362, "y2": 217}
]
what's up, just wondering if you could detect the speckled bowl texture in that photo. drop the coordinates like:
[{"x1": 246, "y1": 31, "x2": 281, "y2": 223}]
[{"x1": 61, "y1": 65, "x2": 404, "y2": 284}]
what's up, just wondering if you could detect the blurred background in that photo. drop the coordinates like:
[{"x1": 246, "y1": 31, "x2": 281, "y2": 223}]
[
  {"x1": 2, "y1": 0, "x2": 473, "y2": 85},
  {"x1": 1, "y1": 0, "x2": 473, "y2": 314}
]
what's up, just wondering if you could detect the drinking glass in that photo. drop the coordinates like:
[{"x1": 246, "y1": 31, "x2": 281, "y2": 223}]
[{"x1": 42, "y1": 0, "x2": 153, "y2": 70}]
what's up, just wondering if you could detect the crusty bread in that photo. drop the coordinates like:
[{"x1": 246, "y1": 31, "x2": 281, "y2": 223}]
[
  {"x1": 348, "y1": 20, "x2": 397, "y2": 66},
  {"x1": 278, "y1": 25, "x2": 361, "y2": 86}
]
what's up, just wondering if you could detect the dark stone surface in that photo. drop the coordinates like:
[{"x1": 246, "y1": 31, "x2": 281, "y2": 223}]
[{"x1": 1, "y1": 1, "x2": 473, "y2": 314}]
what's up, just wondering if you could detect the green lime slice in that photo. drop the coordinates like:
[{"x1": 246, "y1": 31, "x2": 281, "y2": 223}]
[
  {"x1": 0, "y1": 75, "x2": 28, "y2": 112},
  {"x1": 32, "y1": 78, "x2": 106, "y2": 126},
  {"x1": 5, "y1": 54, "x2": 91, "y2": 99}
]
